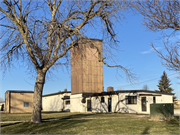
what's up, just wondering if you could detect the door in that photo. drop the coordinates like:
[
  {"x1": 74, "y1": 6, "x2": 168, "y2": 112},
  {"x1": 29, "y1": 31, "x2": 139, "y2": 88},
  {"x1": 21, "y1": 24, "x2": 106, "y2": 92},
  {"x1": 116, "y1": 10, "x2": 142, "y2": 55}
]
[
  {"x1": 108, "y1": 97, "x2": 112, "y2": 112},
  {"x1": 87, "y1": 99, "x2": 91, "y2": 111},
  {"x1": 141, "y1": 97, "x2": 147, "y2": 111}
]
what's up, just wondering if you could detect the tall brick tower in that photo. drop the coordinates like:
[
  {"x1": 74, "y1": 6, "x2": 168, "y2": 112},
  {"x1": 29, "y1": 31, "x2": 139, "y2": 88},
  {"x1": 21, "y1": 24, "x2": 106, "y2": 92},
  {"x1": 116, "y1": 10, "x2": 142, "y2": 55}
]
[{"x1": 71, "y1": 38, "x2": 103, "y2": 94}]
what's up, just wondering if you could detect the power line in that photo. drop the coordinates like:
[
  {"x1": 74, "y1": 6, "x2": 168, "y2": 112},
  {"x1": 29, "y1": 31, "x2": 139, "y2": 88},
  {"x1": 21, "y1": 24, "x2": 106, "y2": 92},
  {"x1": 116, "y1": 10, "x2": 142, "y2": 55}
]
[{"x1": 119, "y1": 73, "x2": 178, "y2": 88}]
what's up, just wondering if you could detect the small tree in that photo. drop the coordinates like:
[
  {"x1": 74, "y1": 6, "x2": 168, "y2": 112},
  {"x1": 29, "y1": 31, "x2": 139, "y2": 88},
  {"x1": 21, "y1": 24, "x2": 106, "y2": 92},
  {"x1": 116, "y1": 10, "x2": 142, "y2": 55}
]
[
  {"x1": 156, "y1": 71, "x2": 176, "y2": 101},
  {"x1": 142, "y1": 84, "x2": 149, "y2": 90},
  {"x1": 157, "y1": 71, "x2": 173, "y2": 93},
  {"x1": 0, "y1": 97, "x2": 4, "y2": 102}
]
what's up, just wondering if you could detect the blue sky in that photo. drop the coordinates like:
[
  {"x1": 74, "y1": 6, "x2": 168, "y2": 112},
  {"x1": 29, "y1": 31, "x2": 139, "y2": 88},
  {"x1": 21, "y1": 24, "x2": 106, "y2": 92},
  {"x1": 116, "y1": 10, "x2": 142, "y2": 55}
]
[{"x1": 0, "y1": 11, "x2": 179, "y2": 100}]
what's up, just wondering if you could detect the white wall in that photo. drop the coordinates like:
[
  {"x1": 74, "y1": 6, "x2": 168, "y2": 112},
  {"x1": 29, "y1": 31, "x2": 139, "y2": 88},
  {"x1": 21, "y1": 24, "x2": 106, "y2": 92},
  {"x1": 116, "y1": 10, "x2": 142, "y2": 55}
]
[
  {"x1": 161, "y1": 95, "x2": 173, "y2": 103},
  {"x1": 43, "y1": 91, "x2": 173, "y2": 114},
  {"x1": 82, "y1": 93, "x2": 139, "y2": 113},
  {"x1": 156, "y1": 96, "x2": 162, "y2": 103},
  {"x1": 42, "y1": 93, "x2": 71, "y2": 112},
  {"x1": 137, "y1": 92, "x2": 159, "y2": 114},
  {"x1": 70, "y1": 94, "x2": 84, "y2": 112},
  {"x1": 118, "y1": 93, "x2": 139, "y2": 113},
  {"x1": 136, "y1": 92, "x2": 173, "y2": 114},
  {"x1": 64, "y1": 99, "x2": 71, "y2": 112},
  {"x1": 91, "y1": 95, "x2": 109, "y2": 113},
  {"x1": 79, "y1": 92, "x2": 173, "y2": 114}
]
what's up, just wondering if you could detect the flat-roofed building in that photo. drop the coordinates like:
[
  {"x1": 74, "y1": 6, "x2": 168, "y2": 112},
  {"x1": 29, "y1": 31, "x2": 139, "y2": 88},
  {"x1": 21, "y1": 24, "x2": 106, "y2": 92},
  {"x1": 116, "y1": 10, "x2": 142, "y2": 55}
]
[
  {"x1": 5, "y1": 90, "x2": 34, "y2": 113},
  {"x1": 70, "y1": 89, "x2": 174, "y2": 114},
  {"x1": 42, "y1": 91, "x2": 71, "y2": 112}
]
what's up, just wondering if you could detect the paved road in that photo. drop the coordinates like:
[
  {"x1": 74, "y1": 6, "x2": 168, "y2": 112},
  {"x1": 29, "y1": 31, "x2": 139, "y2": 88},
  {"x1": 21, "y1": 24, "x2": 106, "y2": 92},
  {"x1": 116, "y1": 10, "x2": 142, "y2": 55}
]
[{"x1": 174, "y1": 109, "x2": 180, "y2": 116}]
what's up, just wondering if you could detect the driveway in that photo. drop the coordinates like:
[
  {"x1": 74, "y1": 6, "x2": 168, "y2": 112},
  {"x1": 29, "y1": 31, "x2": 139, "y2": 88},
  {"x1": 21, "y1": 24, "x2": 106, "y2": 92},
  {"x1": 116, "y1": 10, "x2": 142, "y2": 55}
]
[{"x1": 174, "y1": 109, "x2": 180, "y2": 116}]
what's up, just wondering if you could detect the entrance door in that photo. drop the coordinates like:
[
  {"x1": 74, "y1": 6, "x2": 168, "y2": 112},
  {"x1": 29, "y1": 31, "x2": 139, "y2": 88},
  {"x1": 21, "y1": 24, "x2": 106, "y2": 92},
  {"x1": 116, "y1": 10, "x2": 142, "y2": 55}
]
[
  {"x1": 87, "y1": 99, "x2": 91, "y2": 111},
  {"x1": 141, "y1": 97, "x2": 146, "y2": 111},
  {"x1": 108, "y1": 97, "x2": 112, "y2": 112}
]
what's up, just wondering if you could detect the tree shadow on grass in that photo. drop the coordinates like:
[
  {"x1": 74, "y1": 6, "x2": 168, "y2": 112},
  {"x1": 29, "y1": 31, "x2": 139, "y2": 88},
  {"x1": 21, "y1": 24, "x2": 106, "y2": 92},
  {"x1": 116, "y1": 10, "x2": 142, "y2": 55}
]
[
  {"x1": 61, "y1": 113, "x2": 96, "y2": 118},
  {"x1": 141, "y1": 126, "x2": 151, "y2": 134},
  {"x1": 1, "y1": 122, "x2": 21, "y2": 128},
  {"x1": 42, "y1": 113, "x2": 98, "y2": 121},
  {"x1": 3, "y1": 119, "x2": 89, "y2": 134},
  {"x1": 42, "y1": 111, "x2": 67, "y2": 114}
]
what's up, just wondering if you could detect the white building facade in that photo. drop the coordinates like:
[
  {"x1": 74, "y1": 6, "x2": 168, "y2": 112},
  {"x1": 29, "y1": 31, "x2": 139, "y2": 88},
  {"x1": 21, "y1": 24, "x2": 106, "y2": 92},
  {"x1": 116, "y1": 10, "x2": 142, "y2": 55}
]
[
  {"x1": 42, "y1": 90, "x2": 173, "y2": 114},
  {"x1": 42, "y1": 91, "x2": 71, "y2": 112}
]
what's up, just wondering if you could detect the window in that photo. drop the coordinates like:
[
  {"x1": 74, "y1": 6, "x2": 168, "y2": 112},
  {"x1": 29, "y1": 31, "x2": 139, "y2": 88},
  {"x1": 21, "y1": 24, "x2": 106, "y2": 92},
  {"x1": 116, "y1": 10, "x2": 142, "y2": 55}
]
[
  {"x1": 153, "y1": 96, "x2": 156, "y2": 103},
  {"x1": 101, "y1": 97, "x2": 104, "y2": 103},
  {"x1": 126, "y1": 96, "x2": 137, "y2": 104},
  {"x1": 24, "y1": 102, "x2": 29, "y2": 107},
  {"x1": 65, "y1": 100, "x2": 70, "y2": 105},
  {"x1": 87, "y1": 99, "x2": 91, "y2": 111}
]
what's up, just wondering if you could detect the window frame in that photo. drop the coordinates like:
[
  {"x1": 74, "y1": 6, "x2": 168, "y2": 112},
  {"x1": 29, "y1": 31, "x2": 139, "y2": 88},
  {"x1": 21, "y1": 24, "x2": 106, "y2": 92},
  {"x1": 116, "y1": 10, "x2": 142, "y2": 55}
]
[
  {"x1": 24, "y1": 102, "x2": 29, "y2": 107},
  {"x1": 101, "y1": 97, "x2": 105, "y2": 103},
  {"x1": 153, "y1": 96, "x2": 156, "y2": 103},
  {"x1": 87, "y1": 99, "x2": 92, "y2": 111},
  {"x1": 126, "y1": 96, "x2": 137, "y2": 104},
  {"x1": 65, "y1": 100, "x2": 70, "y2": 105}
]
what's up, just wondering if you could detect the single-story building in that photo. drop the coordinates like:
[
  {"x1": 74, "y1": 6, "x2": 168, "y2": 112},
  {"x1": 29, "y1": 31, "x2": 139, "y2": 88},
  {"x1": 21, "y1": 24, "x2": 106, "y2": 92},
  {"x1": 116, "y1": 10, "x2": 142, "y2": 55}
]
[
  {"x1": 42, "y1": 89, "x2": 174, "y2": 114},
  {"x1": 5, "y1": 90, "x2": 34, "y2": 113},
  {"x1": 42, "y1": 91, "x2": 71, "y2": 112}
]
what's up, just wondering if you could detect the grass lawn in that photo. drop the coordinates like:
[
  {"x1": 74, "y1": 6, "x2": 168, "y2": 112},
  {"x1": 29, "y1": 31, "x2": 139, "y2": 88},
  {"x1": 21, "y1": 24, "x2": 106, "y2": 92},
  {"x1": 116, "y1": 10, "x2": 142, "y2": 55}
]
[{"x1": 1, "y1": 112, "x2": 179, "y2": 134}]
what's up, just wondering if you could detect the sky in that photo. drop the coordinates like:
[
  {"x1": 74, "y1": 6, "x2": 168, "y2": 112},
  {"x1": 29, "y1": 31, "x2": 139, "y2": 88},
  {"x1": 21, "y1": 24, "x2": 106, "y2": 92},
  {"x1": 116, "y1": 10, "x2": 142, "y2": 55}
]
[{"x1": 0, "y1": 9, "x2": 179, "y2": 101}]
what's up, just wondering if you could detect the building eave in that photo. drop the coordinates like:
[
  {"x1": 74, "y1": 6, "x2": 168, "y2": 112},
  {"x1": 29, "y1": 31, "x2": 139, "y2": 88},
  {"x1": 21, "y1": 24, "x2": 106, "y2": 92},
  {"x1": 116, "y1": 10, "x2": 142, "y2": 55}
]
[
  {"x1": 6, "y1": 90, "x2": 34, "y2": 93},
  {"x1": 43, "y1": 91, "x2": 71, "y2": 97},
  {"x1": 82, "y1": 90, "x2": 174, "y2": 98}
]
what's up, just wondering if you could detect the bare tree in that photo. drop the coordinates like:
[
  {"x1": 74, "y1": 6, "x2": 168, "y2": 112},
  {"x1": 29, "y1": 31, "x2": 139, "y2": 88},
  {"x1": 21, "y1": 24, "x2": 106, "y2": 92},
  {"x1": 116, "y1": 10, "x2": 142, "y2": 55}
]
[
  {"x1": 142, "y1": 84, "x2": 149, "y2": 90},
  {"x1": 0, "y1": 97, "x2": 4, "y2": 102},
  {"x1": 0, "y1": 0, "x2": 134, "y2": 123},
  {"x1": 151, "y1": 40, "x2": 180, "y2": 72},
  {"x1": 133, "y1": 0, "x2": 180, "y2": 72}
]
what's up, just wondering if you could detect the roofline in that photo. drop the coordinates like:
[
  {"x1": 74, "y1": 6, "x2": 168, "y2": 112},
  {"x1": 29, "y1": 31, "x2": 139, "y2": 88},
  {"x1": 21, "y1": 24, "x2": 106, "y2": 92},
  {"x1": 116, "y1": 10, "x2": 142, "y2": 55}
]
[
  {"x1": 6, "y1": 90, "x2": 34, "y2": 93},
  {"x1": 0, "y1": 101, "x2": 5, "y2": 103},
  {"x1": 116, "y1": 90, "x2": 174, "y2": 95},
  {"x1": 43, "y1": 90, "x2": 174, "y2": 97},
  {"x1": 82, "y1": 90, "x2": 174, "y2": 97},
  {"x1": 43, "y1": 91, "x2": 71, "y2": 97}
]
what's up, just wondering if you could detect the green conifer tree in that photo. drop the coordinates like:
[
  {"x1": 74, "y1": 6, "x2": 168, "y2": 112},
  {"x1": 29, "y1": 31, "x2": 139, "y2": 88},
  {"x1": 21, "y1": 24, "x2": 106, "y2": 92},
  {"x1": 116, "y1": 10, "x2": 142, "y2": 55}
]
[
  {"x1": 157, "y1": 71, "x2": 173, "y2": 93},
  {"x1": 156, "y1": 71, "x2": 176, "y2": 101}
]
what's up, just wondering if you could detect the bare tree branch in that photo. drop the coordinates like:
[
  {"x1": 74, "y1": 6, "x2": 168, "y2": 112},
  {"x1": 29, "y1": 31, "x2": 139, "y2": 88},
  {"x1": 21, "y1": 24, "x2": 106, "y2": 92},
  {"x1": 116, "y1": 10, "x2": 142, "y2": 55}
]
[
  {"x1": 134, "y1": 0, "x2": 180, "y2": 73},
  {"x1": 0, "y1": 0, "x2": 134, "y2": 123}
]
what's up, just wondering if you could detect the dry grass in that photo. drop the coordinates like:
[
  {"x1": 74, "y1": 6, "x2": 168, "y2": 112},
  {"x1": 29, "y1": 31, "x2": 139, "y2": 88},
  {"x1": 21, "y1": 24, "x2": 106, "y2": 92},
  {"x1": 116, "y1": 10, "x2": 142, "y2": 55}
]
[{"x1": 1, "y1": 112, "x2": 179, "y2": 134}]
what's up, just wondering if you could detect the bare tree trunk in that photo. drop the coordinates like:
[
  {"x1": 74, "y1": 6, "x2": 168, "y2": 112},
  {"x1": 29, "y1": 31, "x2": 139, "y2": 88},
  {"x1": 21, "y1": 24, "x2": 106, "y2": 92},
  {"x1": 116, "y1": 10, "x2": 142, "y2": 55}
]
[{"x1": 31, "y1": 70, "x2": 46, "y2": 123}]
